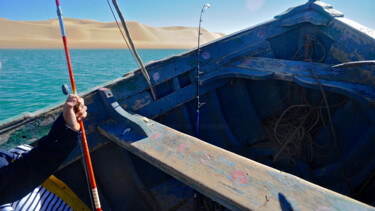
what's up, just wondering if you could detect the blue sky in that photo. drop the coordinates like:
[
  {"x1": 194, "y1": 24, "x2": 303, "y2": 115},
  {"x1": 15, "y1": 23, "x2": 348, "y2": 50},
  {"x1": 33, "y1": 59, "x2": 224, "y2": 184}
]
[{"x1": 0, "y1": 0, "x2": 374, "y2": 34}]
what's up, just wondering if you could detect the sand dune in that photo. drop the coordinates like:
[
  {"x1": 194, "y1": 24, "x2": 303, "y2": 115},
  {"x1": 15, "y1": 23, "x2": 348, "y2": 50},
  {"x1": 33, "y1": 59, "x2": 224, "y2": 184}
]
[{"x1": 0, "y1": 18, "x2": 225, "y2": 49}]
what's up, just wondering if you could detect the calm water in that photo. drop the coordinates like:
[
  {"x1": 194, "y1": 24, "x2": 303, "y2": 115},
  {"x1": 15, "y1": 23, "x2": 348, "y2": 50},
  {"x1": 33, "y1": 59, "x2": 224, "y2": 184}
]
[{"x1": 0, "y1": 49, "x2": 187, "y2": 122}]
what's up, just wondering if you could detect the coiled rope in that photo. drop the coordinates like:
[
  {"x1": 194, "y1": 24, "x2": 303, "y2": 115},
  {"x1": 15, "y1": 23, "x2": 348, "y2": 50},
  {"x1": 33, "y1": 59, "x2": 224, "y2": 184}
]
[
  {"x1": 262, "y1": 34, "x2": 353, "y2": 191},
  {"x1": 262, "y1": 86, "x2": 347, "y2": 166}
]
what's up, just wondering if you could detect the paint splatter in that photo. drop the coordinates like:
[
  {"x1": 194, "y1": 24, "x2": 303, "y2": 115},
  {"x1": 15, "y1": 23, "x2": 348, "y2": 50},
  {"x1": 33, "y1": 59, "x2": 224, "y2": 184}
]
[
  {"x1": 243, "y1": 60, "x2": 252, "y2": 66},
  {"x1": 341, "y1": 34, "x2": 347, "y2": 41},
  {"x1": 257, "y1": 29, "x2": 266, "y2": 38},
  {"x1": 153, "y1": 72, "x2": 160, "y2": 82},
  {"x1": 177, "y1": 143, "x2": 190, "y2": 153},
  {"x1": 232, "y1": 170, "x2": 247, "y2": 184},
  {"x1": 296, "y1": 65, "x2": 304, "y2": 70},
  {"x1": 274, "y1": 62, "x2": 283, "y2": 68},
  {"x1": 150, "y1": 132, "x2": 162, "y2": 141},
  {"x1": 202, "y1": 50, "x2": 210, "y2": 60},
  {"x1": 201, "y1": 154, "x2": 213, "y2": 166}
]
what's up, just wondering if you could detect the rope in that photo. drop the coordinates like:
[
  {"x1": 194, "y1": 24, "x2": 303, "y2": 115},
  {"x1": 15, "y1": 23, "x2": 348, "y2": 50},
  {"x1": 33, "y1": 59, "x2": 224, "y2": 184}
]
[
  {"x1": 292, "y1": 34, "x2": 326, "y2": 63},
  {"x1": 106, "y1": 0, "x2": 141, "y2": 70},
  {"x1": 307, "y1": 58, "x2": 353, "y2": 191},
  {"x1": 262, "y1": 87, "x2": 346, "y2": 166},
  {"x1": 261, "y1": 34, "x2": 353, "y2": 192},
  {"x1": 303, "y1": 34, "x2": 352, "y2": 191},
  {"x1": 110, "y1": 0, "x2": 157, "y2": 100}
]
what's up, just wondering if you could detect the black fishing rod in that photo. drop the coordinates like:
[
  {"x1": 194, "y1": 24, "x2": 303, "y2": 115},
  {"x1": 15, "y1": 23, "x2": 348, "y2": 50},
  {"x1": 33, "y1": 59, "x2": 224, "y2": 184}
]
[
  {"x1": 194, "y1": 5, "x2": 211, "y2": 208},
  {"x1": 196, "y1": 3, "x2": 210, "y2": 138}
]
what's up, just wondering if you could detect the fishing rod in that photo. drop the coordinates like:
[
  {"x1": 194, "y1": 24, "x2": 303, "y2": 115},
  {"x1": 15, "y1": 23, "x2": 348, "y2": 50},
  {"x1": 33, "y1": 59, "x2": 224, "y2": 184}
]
[
  {"x1": 55, "y1": 1, "x2": 102, "y2": 210},
  {"x1": 194, "y1": 5, "x2": 211, "y2": 208},
  {"x1": 196, "y1": 3, "x2": 210, "y2": 138}
]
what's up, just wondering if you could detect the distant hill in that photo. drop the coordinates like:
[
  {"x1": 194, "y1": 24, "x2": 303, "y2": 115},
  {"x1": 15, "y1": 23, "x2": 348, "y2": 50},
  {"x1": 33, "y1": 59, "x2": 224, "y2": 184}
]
[{"x1": 0, "y1": 18, "x2": 225, "y2": 49}]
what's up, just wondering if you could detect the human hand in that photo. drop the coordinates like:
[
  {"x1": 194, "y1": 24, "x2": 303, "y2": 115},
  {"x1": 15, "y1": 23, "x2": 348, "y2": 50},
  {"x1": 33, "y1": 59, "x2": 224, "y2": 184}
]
[{"x1": 63, "y1": 94, "x2": 87, "y2": 131}]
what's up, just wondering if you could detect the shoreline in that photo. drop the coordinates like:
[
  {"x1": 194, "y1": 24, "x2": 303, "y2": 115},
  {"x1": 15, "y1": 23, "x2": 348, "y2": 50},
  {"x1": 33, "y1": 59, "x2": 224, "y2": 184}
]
[{"x1": 0, "y1": 18, "x2": 224, "y2": 49}]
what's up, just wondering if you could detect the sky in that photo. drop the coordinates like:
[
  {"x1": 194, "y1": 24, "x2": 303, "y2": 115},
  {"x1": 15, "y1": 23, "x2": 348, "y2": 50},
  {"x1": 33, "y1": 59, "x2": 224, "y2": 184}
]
[{"x1": 0, "y1": 0, "x2": 374, "y2": 35}]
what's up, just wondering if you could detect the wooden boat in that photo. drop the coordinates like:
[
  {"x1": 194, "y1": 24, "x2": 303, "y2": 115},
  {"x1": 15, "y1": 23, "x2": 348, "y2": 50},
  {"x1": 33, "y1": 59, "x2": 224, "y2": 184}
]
[{"x1": 1, "y1": 0, "x2": 375, "y2": 210}]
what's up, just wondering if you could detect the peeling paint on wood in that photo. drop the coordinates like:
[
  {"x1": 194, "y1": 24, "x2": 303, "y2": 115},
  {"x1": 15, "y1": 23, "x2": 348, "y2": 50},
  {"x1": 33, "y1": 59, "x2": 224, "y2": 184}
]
[
  {"x1": 1, "y1": 0, "x2": 375, "y2": 209},
  {"x1": 97, "y1": 92, "x2": 374, "y2": 210}
]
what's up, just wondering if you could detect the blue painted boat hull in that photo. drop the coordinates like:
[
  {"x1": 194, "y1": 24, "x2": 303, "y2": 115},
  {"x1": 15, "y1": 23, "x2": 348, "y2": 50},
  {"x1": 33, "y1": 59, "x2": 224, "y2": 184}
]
[{"x1": 1, "y1": 0, "x2": 375, "y2": 210}]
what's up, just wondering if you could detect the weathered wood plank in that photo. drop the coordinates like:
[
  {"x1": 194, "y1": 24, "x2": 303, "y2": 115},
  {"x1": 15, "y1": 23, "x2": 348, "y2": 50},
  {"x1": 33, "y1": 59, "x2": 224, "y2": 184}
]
[
  {"x1": 225, "y1": 80, "x2": 263, "y2": 146},
  {"x1": 143, "y1": 20, "x2": 284, "y2": 77},
  {"x1": 107, "y1": 18, "x2": 287, "y2": 103},
  {"x1": 97, "y1": 105, "x2": 374, "y2": 211},
  {"x1": 205, "y1": 91, "x2": 241, "y2": 151},
  {"x1": 201, "y1": 40, "x2": 275, "y2": 75},
  {"x1": 198, "y1": 57, "x2": 375, "y2": 103},
  {"x1": 200, "y1": 66, "x2": 274, "y2": 86},
  {"x1": 171, "y1": 78, "x2": 195, "y2": 136},
  {"x1": 313, "y1": 125, "x2": 375, "y2": 185},
  {"x1": 274, "y1": 1, "x2": 343, "y2": 26},
  {"x1": 320, "y1": 18, "x2": 375, "y2": 63},
  {"x1": 326, "y1": 42, "x2": 366, "y2": 64},
  {"x1": 294, "y1": 76, "x2": 375, "y2": 103},
  {"x1": 119, "y1": 91, "x2": 153, "y2": 111},
  {"x1": 229, "y1": 57, "x2": 375, "y2": 87},
  {"x1": 136, "y1": 79, "x2": 230, "y2": 119}
]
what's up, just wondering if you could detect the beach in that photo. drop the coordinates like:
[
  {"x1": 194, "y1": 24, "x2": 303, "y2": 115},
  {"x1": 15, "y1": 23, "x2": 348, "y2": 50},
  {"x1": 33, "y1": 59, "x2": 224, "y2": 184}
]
[{"x1": 0, "y1": 18, "x2": 225, "y2": 49}]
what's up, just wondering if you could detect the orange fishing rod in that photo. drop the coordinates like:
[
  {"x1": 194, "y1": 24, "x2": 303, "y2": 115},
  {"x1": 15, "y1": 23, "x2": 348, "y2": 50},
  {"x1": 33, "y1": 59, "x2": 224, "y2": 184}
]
[{"x1": 55, "y1": 0, "x2": 102, "y2": 210}]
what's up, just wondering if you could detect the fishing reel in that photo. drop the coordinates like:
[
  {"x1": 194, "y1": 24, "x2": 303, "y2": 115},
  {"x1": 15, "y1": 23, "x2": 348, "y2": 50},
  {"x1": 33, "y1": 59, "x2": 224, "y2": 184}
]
[{"x1": 62, "y1": 84, "x2": 69, "y2": 95}]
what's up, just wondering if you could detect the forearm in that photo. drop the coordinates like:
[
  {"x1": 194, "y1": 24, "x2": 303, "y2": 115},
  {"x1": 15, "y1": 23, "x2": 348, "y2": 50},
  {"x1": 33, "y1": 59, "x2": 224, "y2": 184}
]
[{"x1": 0, "y1": 115, "x2": 80, "y2": 204}]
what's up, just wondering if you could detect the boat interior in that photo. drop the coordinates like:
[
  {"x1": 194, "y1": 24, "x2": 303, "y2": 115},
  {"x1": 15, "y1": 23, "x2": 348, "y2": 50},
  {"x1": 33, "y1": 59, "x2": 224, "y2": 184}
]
[
  {"x1": 1, "y1": 0, "x2": 375, "y2": 210},
  {"x1": 53, "y1": 20, "x2": 375, "y2": 211}
]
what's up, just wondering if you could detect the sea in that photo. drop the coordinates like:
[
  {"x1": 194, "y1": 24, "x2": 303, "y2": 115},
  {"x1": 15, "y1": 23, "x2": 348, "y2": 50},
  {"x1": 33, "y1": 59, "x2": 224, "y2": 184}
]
[{"x1": 0, "y1": 49, "x2": 187, "y2": 122}]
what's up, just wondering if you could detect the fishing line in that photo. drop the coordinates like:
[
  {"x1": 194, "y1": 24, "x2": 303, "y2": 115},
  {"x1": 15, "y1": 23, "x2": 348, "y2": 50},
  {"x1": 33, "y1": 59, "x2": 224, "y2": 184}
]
[
  {"x1": 105, "y1": 0, "x2": 141, "y2": 70},
  {"x1": 195, "y1": 3, "x2": 210, "y2": 138},
  {"x1": 79, "y1": 138, "x2": 96, "y2": 211},
  {"x1": 110, "y1": 0, "x2": 157, "y2": 100}
]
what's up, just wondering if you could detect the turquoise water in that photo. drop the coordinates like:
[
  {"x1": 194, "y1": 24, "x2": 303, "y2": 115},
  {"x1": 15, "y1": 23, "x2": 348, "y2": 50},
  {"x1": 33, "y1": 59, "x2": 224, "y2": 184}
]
[{"x1": 0, "y1": 49, "x2": 187, "y2": 122}]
